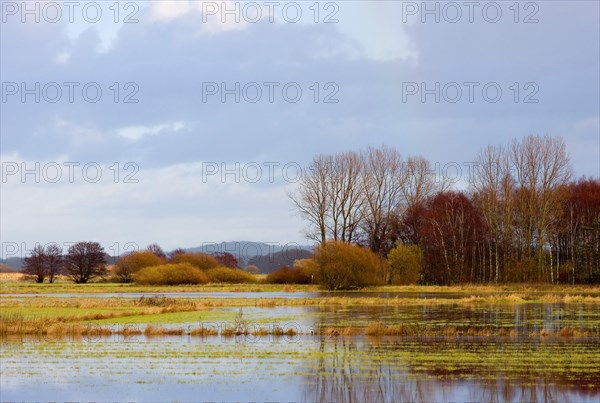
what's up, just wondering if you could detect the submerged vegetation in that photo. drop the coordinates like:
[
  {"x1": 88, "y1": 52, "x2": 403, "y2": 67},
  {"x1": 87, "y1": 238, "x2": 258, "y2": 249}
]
[{"x1": 2, "y1": 285, "x2": 599, "y2": 339}]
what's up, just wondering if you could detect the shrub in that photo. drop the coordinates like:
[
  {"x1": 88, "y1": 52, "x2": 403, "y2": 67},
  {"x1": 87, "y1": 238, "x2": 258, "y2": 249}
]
[
  {"x1": 315, "y1": 241, "x2": 385, "y2": 290},
  {"x1": 244, "y1": 265, "x2": 260, "y2": 274},
  {"x1": 205, "y1": 267, "x2": 257, "y2": 283},
  {"x1": 266, "y1": 266, "x2": 312, "y2": 284},
  {"x1": 170, "y1": 252, "x2": 220, "y2": 270},
  {"x1": 114, "y1": 251, "x2": 166, "y2": 283},
  {"x1": 133, "y1": 263, "x2": 210, "y2": 285},
  {"x1": 387, "y1": 244, "x2": 423, "y2": 285},
  {"x1": 295, "y1": 259, "x2": 318, "y2": 281}
]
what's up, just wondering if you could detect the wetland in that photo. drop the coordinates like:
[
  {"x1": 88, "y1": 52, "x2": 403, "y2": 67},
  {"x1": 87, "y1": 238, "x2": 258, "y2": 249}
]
[{"x1": 1, "y1": 285, "x2": 599, "y2": 402}]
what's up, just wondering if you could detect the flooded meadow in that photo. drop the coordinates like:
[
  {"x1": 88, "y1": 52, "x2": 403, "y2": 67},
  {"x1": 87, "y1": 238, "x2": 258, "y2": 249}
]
[{"x1": 1, "y1": 290, "x2": 599, "y2": 402}]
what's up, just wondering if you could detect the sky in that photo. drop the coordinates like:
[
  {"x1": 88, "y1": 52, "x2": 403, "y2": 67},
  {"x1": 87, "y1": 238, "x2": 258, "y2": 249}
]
[{"x1": 1, "y1": 0, "x2": 599, "y2": 258}]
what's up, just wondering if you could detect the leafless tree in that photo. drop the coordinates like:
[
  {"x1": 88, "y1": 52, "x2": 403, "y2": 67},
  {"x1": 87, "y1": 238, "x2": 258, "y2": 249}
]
[
  {"x1": 360, "y1": 146, "x2": 404, "y2": 254},
  {"x1": 328, "y1": 151, "x2": 364, "y2": 243},
  {"x1": 23, "y1": 245, "x2": 47, "y2": 283},
  {"x1": 400, "y1": 155, "x2": 445, "y2": 210},
  {"x1": 289, "y1": 155, "x2": 332, "y2": 245},
  {"x1": 510, "y1": 135, "x2": 572, "y2": 282},
  {"x1": 45, "y1": 243, "x2": 63, "y2": 283},
  {"x1": 64, "y1": 241, "x2": 107, "y2": 283},
  {"x1": 147, "y1": 243, "x2": 167, "y2": 259},
  {"x1": 470, "y1": 144, "x2": 514, "y2": 282}
]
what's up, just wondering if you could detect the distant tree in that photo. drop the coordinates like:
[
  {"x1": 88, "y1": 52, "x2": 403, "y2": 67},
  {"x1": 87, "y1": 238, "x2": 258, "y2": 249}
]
[
  {"x1": 169, "y1": 248, "x2": 187, "y2": 258},
  {"x1": 115, "y1": 251, "x2": 166, "y2": 283},
  {"x1": 387, "y1": 244, "x2": 423, "y2": 285},
  {"x1": 45, "y1": 243, "x2": 63, "y2": 283},
  {"x1": 23, "y1": 245, "x2": 47, "y2": 283},
  {"x1": 244, "y1": 265, "x2": 260, "y2": 274},
  {"x1": 64, "y1": 242, "x2": 107, "y2": 283},
  {"x1": 289, "y1": 154, "x2": 332, "y2": 245},
  {"x1": 170, "y1": 252, "x2": 219, "y2": 270},
  {"x1": 147, "y1": 243, "x2": 167, "y2": 259},
  {"x1": 213, "y1": 252, "x2": 239, "y2": 268}
]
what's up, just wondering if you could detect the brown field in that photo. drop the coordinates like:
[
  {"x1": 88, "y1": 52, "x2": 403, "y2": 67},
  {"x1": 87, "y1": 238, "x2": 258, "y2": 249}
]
[{"x1": 0, "y1": 273, "x2": 23, "y2": 281}]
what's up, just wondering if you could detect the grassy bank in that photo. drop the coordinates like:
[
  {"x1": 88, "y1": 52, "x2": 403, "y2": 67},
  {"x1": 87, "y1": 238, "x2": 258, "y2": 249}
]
[{"x1": 2, "y1": 275, "x2": 600, "y2": 295}]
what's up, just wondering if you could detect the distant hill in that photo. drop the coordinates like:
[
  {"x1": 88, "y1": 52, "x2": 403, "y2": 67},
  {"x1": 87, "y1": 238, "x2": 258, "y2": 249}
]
[
  {"x1": 1, "y1": 254, "x2": 116, "y2": 271},
  {"x1": 0, "y1": 263, "x2": 16, "y2": 273},
  {"x1": 247, "y1": 249, "x2": 314, "y2": 274},
  {"x1": 184, "y1": 241, "x2": 314, "y2": 268},
  {"x1": 1, "y1": 241, "x2": 315, "y2": 274},
  {"x1": 1, "y1": 257, "x2": 23, "y2": 270}
]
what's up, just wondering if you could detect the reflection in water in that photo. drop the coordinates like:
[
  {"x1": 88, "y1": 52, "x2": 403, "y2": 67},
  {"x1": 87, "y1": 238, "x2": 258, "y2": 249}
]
[
  {"x1": 315, "y1": 302, "x2": 600, "y2": 336},
  {"x1": 2, "y1": 301, "x2": 599, "y2": 402},
  {"x1": 1, "y1": 335, "x2": 599, "y2": 402},
  {"x1": 302, "y1": 338, "x2": 600, "y2": 403}
]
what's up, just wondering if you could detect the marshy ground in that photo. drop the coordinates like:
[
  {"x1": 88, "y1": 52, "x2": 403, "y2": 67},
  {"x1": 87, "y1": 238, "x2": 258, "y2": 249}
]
[{"x1": 1, "y1": 281, "x2": 599, "y2": 401}]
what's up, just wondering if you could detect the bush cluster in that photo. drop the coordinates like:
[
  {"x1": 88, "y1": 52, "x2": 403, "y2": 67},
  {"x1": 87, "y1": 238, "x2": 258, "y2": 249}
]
[
  {"x1": 266, "y1": 266, "x2": 313, "y2": 284},
  {"x1": 133, "y1": 263, "x2": 210, "y2": 285},
  {"x1": 206, "y1": 267, "x2": 257, "y2": 283},
  {"x1": 170, "y1": 253, "x2": 220, "y2": 270},
  {"x1": 114, "y1": 251, "x2": 166, "y2": 283},
  {"x1": 315, "y1": 241, "x2": 385, "y2": 290}
]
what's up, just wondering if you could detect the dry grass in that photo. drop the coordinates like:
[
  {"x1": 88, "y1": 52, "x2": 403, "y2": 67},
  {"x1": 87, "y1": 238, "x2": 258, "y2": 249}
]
[
  {"x1": 2, "y1": 312, "x2": 596, "y2": 339},
  {"x1": 282, "y1": 285, "x2": 297, "y2": 293},
  {"x1": 352, "y1": 322, "x2": 599, "y2": 338},
  {"x1": 190, "y1": 326, "x2": 219, "y2": 336},
  {"x1": 0, "y1": 273, "x2": 23, "y2": 281},
  {"x1": 143, "y1": 325, "x2": 185, "y2": 336}
]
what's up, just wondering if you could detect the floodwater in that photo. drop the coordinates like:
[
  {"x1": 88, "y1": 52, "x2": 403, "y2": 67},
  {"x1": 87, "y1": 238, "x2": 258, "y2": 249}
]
[{"x1": 2, "y1": 300, "x2": 599, "y2": 402}]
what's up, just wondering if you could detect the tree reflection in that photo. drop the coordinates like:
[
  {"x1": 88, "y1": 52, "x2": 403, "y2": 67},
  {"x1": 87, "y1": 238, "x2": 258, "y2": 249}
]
[{"x1": 302, "y1": 338, "x2": 599, "y2": 403}]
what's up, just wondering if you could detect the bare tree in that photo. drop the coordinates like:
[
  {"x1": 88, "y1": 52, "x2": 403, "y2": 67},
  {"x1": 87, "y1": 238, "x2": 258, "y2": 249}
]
[
  {"x1": 510, "y1": 135, "x2": 572, "y2": 282},
  {"x1": 64, "y1": 242, "x2": 107, "y2": 283},
  {"x1": 328, "y1": 151, "x2": 364, "y2": 243},
  {"x1": 289, "y1": 155, "x2": 332, "y2": 245},
  {"x1": 169, "y1": 248, "x2": 187, "y2": 258},
  {"x1": 45, "y1": 243, "x2": 63, "y2": 283},
  {"x1": 360, "y1": 146, "x2": 405, "y2": 254},
  {"x1": 23, "y1": 245, "x2": 47, "y2": 283},
  {"x1": 470, "y1": 144, "x2": 515, "y2": 282},
  {"x1": 400, "y1": 155, "x2": 445, "y2": 210},
  {"x1": 146, "y1": 243, "x2": 167, "y2": 259}
]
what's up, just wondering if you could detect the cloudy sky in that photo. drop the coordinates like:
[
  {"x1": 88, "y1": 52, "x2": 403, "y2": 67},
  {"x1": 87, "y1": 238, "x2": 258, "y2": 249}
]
[{"x1": 1, "y1": 0, "x2": 599, "y2": 257}]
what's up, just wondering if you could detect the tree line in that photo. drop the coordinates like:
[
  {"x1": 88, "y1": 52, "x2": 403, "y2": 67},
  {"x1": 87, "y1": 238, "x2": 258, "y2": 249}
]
[
  {"x1": 22, "y1": 241, "x2": 244, "y2": 284},
  {"x1": 290, "y1": 135, "x2": 600, "y2": 284},
  {"x1": 23, "y1": 241, "x2": 107, "y2": 283}
]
